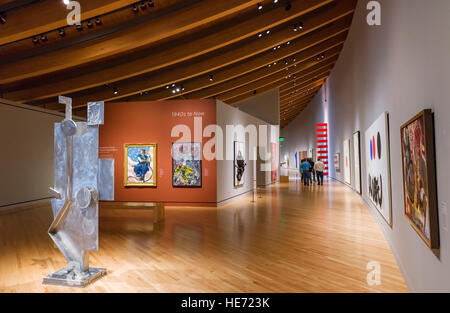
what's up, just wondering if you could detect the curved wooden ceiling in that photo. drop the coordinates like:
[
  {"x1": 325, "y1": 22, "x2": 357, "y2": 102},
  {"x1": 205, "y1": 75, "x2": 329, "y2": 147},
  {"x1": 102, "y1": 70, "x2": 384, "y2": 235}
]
[{"x1": 0, "y1": 0, "x2": 356, "y2": 128}]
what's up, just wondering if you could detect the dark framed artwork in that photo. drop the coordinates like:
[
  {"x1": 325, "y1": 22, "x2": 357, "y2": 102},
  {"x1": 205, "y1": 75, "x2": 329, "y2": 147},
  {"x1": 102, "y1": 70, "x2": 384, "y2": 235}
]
[
  {"x1": 353, "y1": 131, "x2": 362, "y2": 194},
  {"x1": 172, "y1": 142, "x2": 202, "y2": 188},
  {"x1": 401, "y1": 109, "x2": 439, "y2": 249},
  {"x1": 234, "y1": 141, "x2": 246, "y2": 187}
]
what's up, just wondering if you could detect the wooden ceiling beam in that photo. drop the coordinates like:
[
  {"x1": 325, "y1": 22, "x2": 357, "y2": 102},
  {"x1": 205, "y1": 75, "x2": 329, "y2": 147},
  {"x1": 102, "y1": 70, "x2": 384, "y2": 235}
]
[
  {"x1": 0, "y1": 0, "x2": 138, "y2": 46},
  {"x1": 125, "y1": 42, "x2": 343, "y2": 102},
  {"x1": 0, "y1": 0, "x2": 262, "y2": 84},
  {"x1": 218, "y1": 60, "x2": 335, "y2": 102},
  {"x1": 11, "y1": 0, "x2": 355, "y2": 109},
  {"x1": 228, "y1": 74, "x2": 327, "y2": 105}
]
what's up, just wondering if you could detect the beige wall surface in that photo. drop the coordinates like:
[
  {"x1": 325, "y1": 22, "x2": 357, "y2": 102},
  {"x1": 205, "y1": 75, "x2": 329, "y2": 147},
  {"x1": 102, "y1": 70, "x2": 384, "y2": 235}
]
[
  {"x1": 281, "y1": 0, "x2": 450, "y2": 292},
  {"x1": 234, "y1": 89, "x2": 280, "y2": 126},
  {"x1": 0, "y1": 99, "x2": 83, "y2": 210}
]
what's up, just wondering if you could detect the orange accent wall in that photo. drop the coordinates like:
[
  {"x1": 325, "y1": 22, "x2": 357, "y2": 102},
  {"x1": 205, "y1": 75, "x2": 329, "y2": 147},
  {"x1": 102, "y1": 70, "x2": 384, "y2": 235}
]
[{"x1": 99, "y1": 100, "x2": 217, "y2": 206}]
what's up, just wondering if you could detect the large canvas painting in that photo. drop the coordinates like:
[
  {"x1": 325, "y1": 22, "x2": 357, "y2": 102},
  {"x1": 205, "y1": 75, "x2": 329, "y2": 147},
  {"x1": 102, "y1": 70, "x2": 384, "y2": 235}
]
[
  {"x1": 172, "y1": 142, "x2": 202, "y2": 187},
  {"x1": 353, "y1": 131, "x2": 362, "y2": 194},
  {"x1": 334, "y1": 153, "x2": 341, "y2": 172},
  {"x1": 365, "y1": 112, "x2": 392, "y2": 226},
  {"x1": 271, "y1": 142, "x2": 277, "y2": 182},
  {"x1": 401, "y1": 109, "x2": 439, "y2": 249},
  {"x1": 343, "y1": 139, "x2": 351, "y2": 185},
  {"x1": 234, "y1": 141, "x2": 246, "y2": 187},
  {"x1": 124, "y1": 144, "x2": 157, "y2": 187}
]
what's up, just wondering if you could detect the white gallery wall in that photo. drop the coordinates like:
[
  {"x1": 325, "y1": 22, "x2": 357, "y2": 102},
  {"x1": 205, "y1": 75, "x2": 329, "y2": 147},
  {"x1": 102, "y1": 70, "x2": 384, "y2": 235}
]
[
  {"x1": 281, "y1": 0, "x2": 450, "y2": 292},
  {"x1": 0, "y1": 99, "x2": 83, "y2": 211},
  {"x1": 216, "y1": 100, "x2": 279, "y2": 204}
]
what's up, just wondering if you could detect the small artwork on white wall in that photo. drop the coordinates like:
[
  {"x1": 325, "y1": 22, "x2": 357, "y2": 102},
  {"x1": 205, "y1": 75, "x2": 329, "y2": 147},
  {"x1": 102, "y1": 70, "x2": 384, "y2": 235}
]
[
  {"x1": 353, "y1": 131, "x2": 362, "y2": 194},
  {"x1": 365, "y1": 112, "x2": 392, "y2": 226},
  {"x1": 343, "y1": 139, "x2": 351, "y2": 185}
]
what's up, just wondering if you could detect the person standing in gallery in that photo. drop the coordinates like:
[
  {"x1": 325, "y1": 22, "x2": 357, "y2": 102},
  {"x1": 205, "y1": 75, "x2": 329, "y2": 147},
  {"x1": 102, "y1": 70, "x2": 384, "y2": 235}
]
[
  {"x1": 314, "y1": 159, "x2": 326, "y2": 186},
  {"x1": 308, "y1": 158, "x2": 315, "y2": 184},
  {"x1": 300, "y1": 159, "x2": 312, "y2": 186}
]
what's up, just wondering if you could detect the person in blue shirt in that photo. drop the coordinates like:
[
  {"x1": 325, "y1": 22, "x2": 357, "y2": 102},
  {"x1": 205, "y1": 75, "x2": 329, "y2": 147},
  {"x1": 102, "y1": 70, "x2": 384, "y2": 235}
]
[{"x1": 300, "y1": 159, "x2": 312, "y2": 186}]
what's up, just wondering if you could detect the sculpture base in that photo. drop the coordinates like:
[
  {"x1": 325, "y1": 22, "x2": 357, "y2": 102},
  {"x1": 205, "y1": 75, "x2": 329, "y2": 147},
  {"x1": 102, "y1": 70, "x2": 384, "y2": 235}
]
[{"x1": 43, "y1": 267, "x2": 107, "y2": 288}]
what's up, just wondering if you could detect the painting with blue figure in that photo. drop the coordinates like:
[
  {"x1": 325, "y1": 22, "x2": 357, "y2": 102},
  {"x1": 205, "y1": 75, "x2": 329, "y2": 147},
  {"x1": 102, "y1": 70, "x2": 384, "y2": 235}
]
[{"x1": 124, "y1": 144, "x2": 157, "y2": 187}]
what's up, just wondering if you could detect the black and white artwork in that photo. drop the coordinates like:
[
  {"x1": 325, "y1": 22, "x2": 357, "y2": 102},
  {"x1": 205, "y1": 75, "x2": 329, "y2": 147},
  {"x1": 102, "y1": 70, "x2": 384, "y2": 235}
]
[
  {"x1": 234, "y1": 141, "x2": 246, "y2": 187},
  {"x1": 365, "y1": 112, "x2": 392, "y2": 226}
]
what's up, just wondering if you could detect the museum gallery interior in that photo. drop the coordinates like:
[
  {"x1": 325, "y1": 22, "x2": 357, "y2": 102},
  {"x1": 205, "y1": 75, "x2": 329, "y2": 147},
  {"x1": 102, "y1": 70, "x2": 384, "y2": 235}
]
[{"x1": 1, "y1": 0, "x2": 450, "y2": 294}]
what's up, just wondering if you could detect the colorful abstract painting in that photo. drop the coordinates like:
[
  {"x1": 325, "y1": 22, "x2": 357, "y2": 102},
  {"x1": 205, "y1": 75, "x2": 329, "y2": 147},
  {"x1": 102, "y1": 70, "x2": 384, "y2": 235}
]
[
  {"x1": 343, "y1": 139, "x2": 351, "y2": 185},
  {"x1": 365, "y1": 112, "x2": 392, "y2": 226},
  {"x1": 172, "y1": 142, "x2": 202, "y2": 187},
  {"x1": 401, "y1": 109, "x2": 439, "y2": 248},
  {"x1": 124, "y1": 144, "x2": 157, "y2": 187}
]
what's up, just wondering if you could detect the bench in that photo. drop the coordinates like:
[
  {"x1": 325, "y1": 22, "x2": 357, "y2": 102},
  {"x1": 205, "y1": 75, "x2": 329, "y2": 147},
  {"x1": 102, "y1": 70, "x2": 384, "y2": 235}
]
[{"x1": 101, "y1": 202, "x2": 165, "y2": 223}]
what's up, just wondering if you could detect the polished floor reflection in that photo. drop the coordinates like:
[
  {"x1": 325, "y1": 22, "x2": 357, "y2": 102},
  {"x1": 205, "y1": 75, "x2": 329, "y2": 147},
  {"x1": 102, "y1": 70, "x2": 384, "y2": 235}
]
[{"x1": 0, "y1": 178, "x2": 408, "y2": 292}]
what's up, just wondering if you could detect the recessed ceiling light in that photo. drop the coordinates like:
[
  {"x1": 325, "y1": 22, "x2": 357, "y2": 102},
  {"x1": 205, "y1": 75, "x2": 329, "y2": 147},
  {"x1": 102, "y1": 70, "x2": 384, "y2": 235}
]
[
  {"x1": 257, "y1": 3, "x2": 263, "y2": 10},
  {"x1": 113, "y1": 88, "x2": 118, "y2": 95}
]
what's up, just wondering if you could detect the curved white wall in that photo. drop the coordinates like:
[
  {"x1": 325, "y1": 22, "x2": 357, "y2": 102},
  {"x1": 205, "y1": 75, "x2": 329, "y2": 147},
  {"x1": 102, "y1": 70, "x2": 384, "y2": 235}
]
[{"x1": 281, "y1": 0, "x2": 450, "y2": 292}]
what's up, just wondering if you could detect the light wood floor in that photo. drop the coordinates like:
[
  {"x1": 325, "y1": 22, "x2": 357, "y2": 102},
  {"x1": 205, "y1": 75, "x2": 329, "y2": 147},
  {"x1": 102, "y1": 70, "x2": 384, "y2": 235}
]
[{"x1": 0, "y1": 178, "x2": 408, "y2": 293}]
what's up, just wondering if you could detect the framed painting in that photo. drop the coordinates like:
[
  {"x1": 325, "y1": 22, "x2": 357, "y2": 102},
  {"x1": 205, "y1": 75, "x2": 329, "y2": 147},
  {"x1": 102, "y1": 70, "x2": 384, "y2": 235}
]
[
  {"x1": 343, "y1": 139, "x2": 351, "y2": 185},
  {"x1": 124, "y1": 144, "x2": 157, "y2": 187},
  {"x1": 365, "y1": 112, "x2": 392, "y2": 226},
  {"x1": 234, "y1": 141, "x2": 246, "y2": 187},
  {"x1": 172, "y1": 142, "x2": 202, "y2": 188},
  {"x1": 401, "y1": 109, "x2": 439, "y2": 249},
  {"x1": 353, "y1": 131, "x2": 362, "y2": 194},
  {"x1": 334, "y1": 153, "x2": 341, "y2": 172},
  {"x1": 271, "y1": 142, "x2": 278, "y2": 182}
]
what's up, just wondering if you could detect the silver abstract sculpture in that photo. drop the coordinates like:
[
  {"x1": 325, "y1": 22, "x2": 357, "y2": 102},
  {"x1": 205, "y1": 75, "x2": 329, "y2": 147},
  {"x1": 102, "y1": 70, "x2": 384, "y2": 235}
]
[{"x1": 43, "y1": 98, "x2": 114, "y2": 287}]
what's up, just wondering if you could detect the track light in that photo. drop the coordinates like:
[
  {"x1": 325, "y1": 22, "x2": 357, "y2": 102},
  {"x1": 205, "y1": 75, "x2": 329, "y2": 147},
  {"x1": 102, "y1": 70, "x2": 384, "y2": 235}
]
[
  {"x1": 95, "y1": 17, "x2": 102, "y2": 25},
  {"x1": 209, "y1": 75, "x2": 214, "y2": 82},
  {"x1": 63, "y1": 0, "x2": 69, "y2": 5},
  {"x1": 40, "y1": 34, "x2": 48, "y2": 42},
  {"x1": 147, "y1": 0, "x2": 154, "y2": 8},
  {"x1": 266, "y1": 30, "x2": 270, "y2": 34},
  {"x1": 32, "y1": 36, "x2": 39, "y2": 44},
  {"x1": 58, "y1": 28, "x2": 66, "y2": 37},
  {"x1": 0, "y1": 13, "x2": 6, "y2": 24},
  {"x1": 113, "y1": 88, "x2": 118, "y2": 95},
  {"x1": 274, "y1": 0, "x2": 279, "y2": 3},
  {"x1": 76, "y1": 24, "x2": 83, "y2": 31},
  {"x1": 257, "y1": 3, "x2": 262, "y2": 10},
  {"x1": 132, "y1": 4, "x2": 139, "y2": 13},
  {"x1": 258, "y1": 33, "x2": 262, "y2": 38},
  {"x1": 166, "y1": 85, "x2": 170, "y2": 89},
  {"x1": 140, "y1": 1, "x2": 147, "y2": 9},
  {"x1": 87, "y1": 20, "x2": 94, "y2": 28}
]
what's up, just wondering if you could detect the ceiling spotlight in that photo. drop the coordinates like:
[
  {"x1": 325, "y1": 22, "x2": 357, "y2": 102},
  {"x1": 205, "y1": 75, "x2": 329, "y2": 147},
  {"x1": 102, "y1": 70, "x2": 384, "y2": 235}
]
[
  {"x1": 298, "y1": 21, "x2": 303, "y2": 30},
  {"x1": 132, "y1": 4, "x2": 139, "y2": 13},
  {"x1": 172, "y1": 89, "x2": 176, "y2": 94},
  {"x1": 58, "y1": 28, "x2": 66, "y2": 37},
  {"x1": 181, "y1": 85, "x2": 185, "y2": 91},
  {"x1": 32, "y1": 36, "x2": 39, "y2": 44},
  {"x1": 274, "y1": 0, "x2": 279, "y2": 3},
  {"x1": 176, "y1": 88, "x2": 180, "y2": 92},
  {"x1": 147, "y1": 0, "x2": 154, "y2": 8},
  {"x1": 285, "y1": 2, "x2": 292, "y2": 11},
  {"x1": 140, "y1": 1, "x2": 147, "y2": 9},
  {"x1": 40, "y1": 34, "x2": 48, "y2": 42},
  {"x1": 63, "y1": 0, "x2": 70, "y2": 4},
  {"x1": 0, "y1": 13, "x2": 6, "y2": 24},
  {"x1": 76, "y1": 24, "x2": 83, "y2": 31},
  {"x1": 166, "y1": 85, "x2": 170, "y2": 89},
  {"x1": 113, "y1": 88, "x2": 118, "y2": 95},
  {"x1": 95, "y1": 17, "x2": 102, "y2": 25},
  {"x1": 257, "y1": 3, "x2": 263, "y2": 10},
  {"x1": 209, "y1": 75, "x2": 214, "y2": 82},
  {"x1": 287, "y1": 41, "x2": 290, "y2": 45},
  {"x1": 171, "y1": 84, "x2": 175, "y2": 87},
  {"x1": 258, "y1": 33, "x2": 262, "y2": 38},
  {"x1": 87, "y1": 20, "x2": 94, "y2": 28},
  {"x1": 266, "y1": 30, "x2": 270, "y2": 34}
]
